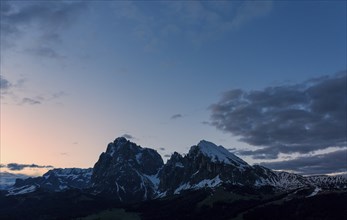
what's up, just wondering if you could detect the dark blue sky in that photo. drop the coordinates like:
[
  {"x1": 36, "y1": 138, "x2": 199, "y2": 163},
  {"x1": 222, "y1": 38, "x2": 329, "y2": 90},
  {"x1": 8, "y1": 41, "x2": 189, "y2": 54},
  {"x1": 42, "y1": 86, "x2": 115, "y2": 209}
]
[{"x1": 1, "y1": 1, "x2": 346, "y2": 175}]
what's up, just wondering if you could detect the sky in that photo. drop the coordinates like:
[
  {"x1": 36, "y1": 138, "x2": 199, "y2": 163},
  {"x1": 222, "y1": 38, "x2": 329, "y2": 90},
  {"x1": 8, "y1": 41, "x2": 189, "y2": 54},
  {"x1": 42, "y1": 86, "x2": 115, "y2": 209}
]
[{"x1": 0, "y1": 0, "x2": 346, "y2": 176}]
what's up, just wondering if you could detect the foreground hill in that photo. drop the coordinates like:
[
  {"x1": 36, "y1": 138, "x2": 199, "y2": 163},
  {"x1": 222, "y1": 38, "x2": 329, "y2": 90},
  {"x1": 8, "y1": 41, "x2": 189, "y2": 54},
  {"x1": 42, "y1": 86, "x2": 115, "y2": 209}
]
[{"x1": 1, "y1": 186, "x2": 346, "y2": 220}]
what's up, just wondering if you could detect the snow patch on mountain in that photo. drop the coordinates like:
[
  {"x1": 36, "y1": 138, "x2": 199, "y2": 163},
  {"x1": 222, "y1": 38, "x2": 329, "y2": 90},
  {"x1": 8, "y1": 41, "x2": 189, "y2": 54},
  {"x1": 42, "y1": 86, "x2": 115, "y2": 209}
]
[
  {"x1": 43, "y1": 168, "x2": 92, "y2": 180},
  {"x1": 173, "y1": 175, "x2": 222, "y2": 195},
  {"x1": 306, "y1": 175, "x2": 347, "y2": 188},
  {"x1": 175, "y1": 162, "x2": 184, "y2": 168},
  {"x1": 7, "y1": 185, "x2": 37, "y2": 196},
  {"x1": 271, "y1": 171, "x2": 307, "y2": 189},
  {"x1": 193, "y1": 175, "x2": 222, "y2": 189},
  {"x1": 144, "y1": 174, "x2": 160, "y2": 188},
  {"x1": 174, "y1": 182, "x2": 191, "y2": 194},
  {"x1": 196, "y1": 140, "x2": 249, "y2": 167},
  {"x1": 307, "y1": 187, "x2": 321, "y2": 197}
]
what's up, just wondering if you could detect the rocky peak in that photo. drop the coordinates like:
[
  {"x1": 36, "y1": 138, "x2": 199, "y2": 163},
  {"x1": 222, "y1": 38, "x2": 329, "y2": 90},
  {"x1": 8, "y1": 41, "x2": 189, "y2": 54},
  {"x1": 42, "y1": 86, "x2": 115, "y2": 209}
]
[
  {"x1": 166, "y1": 152, "x2": 184, "y2": 165},
  {"x1": 158, "y1": 141, "x2": 254, "y2": 195},
  {"x1": 105, "y1": 137, "x2": 137, "y2": 157},
  {"x1": 115, "y1": 136, "x2": 127, "y2": 144},
  {"x1": 91, "y1": 137, "x2": 164, "y2": 202}
]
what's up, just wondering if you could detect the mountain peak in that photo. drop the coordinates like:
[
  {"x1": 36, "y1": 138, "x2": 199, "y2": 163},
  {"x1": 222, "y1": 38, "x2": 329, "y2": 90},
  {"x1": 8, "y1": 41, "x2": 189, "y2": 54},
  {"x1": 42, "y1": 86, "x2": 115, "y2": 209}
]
[
  {"x1": 193, "y1": 140, "x2": 249, "y2": 166},
  {"x1": 105, "y1": 137, "x2": 134, "y2": 157},
  {"x1": 91, "y1": 138, "x2": 164, "y2": 201},
  {"x1": 114, "y1": 136, "x2": 128, "y2": 144}
]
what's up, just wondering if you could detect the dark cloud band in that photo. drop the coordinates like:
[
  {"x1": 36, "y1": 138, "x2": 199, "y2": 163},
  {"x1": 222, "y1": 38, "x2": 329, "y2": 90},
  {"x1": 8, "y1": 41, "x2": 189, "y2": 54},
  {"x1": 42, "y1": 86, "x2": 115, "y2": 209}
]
[
  {"x1": 259, "y1": 149, "x2": 347, "y2": 175},
  {"x1": 5, "y1": 163, "x2": 54, "y2": 171},
  {"x1": 210, "y1": 72, "x2": 347, "y2": 159}
]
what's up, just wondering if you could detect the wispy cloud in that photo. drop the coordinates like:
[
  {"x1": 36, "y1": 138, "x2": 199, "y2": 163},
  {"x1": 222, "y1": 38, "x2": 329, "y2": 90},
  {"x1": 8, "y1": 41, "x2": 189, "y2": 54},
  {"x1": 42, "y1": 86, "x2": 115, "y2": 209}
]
[
  {"x1": 1, "y1": 1, "x2": 87, "y2": 56},
  {"x1": 0, "y1": 74, "x2": 66, "y2": 105},
  {"x1": 227, "y1": 148, "x2": 237, "y2": 152},
  {"x1": 4, "y1": 163, "x2": 54, "y2": 171},
  {"x1": 259, "y1": 149, "x2": 347, "y2": 175},
  {"x1": 21, "y1": 97, "x2": 41, "y2": 105},
  {"x1": 0, "y1": 75, "x2": 12, "y2": 90},
  {"x1": 0, "y1": 75, "x2": 25, "y2": 102},
  {"x1": 122, "y1": 134, "x2": 135, "y2": 140},
  {"x1": 170, "y1": 114, "x2": 183, "y2": 120},
  {"x1": 210, "y1": 71, "x2": 347, "y2": 159}
]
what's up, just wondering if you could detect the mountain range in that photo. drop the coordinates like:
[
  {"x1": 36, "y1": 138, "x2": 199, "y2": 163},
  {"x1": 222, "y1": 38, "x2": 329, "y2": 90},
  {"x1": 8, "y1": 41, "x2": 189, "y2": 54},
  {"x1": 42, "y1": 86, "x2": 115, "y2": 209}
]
[
  {"x1": 5, "y1": 137, "x2": 346, "y2": 200},
  {"x1": 1, "y1": 137, "x2": 346, "y2": 219}
]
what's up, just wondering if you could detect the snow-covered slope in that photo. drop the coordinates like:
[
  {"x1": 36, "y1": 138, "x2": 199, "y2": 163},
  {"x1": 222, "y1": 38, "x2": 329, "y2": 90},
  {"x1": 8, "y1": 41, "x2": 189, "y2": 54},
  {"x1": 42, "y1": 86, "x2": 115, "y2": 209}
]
[
  {"x1": 252, "y1": 166, "x2": 347, "y2": 191},
  {"x1": 196, "y1": 140, "x2": 249, "y2": 167},
  {"x1": 306, "y1": 175, "x2": 347, "y2": 189},
  {"x1": 7, "y1": 185, "x2": 38, "y2": 196},
  {"x1": 173, "y1": 175, "x2": 222, "y2": 195},
  {"x1": 0, "y1": 172, "x2": 30, "y2": 190},
  {"x1": 7, "y1": 168, "x2": 92, "y2": 195}
]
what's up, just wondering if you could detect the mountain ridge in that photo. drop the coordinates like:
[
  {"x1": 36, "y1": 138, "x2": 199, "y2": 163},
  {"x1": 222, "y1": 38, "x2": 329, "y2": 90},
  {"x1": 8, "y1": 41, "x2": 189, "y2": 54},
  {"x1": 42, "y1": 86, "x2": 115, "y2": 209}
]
[{"x1": 4, "y1": 137, "x2": 347, "y2": 202}]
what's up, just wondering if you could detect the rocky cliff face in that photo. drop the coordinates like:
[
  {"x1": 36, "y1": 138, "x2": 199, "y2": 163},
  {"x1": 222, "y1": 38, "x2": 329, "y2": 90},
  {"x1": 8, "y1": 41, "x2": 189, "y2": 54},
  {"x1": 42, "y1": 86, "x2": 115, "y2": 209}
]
[
  {"x1": 158, "y1": 140, "x2": 274, "y2": 195},
  {"x1": 157, "y1": 140, "x2": 347, "y2": 196},
  {"x1": 91, "y1": 137, "x2": 163, "y2": 202}
]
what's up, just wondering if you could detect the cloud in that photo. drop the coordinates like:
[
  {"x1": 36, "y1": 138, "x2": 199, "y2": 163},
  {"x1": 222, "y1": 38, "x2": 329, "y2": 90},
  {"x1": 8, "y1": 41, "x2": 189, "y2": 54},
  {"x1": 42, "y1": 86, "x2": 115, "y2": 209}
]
[
  {"x1": 0, "y1": 74, "x2": 65, "y2": 105},
  {"x1": 259, "y1": 149, "x2": 347, "y2": 175},
  {"x1": 5, "y1": 163, "x2": 54, "y2": 171},
  {"x1": 51, "y1": 91, "x2": 66, "y2": 99},
  {"x1": 0, "y1": 75, "x2": 24, "y2": 101},
  {"x1": 210, "y1": 72, "x2": 347, "y2": 159},
  {"x1": 0, "y1": 75, "x2": 12, "y2": 90},
  {"x1": 21, "y1": 97, "x2": 41, "y2": 105},
  {"x1": 170, "y1": 114, "x2": 183, "y2": 120},
  {"x1": 122, "y1": 134, "x2": 135, "y2": 140},
  {"x1": 227, "y1": 148, "x2": 237, "y2": 152},
  {"x1": 1, "y1": 1, "x2": 87, "y2": 53}
]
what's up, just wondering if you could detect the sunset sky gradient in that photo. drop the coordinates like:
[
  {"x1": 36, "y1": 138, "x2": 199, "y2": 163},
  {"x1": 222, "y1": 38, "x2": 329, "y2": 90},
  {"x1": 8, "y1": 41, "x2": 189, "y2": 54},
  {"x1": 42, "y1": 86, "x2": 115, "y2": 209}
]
[{"x1": 1, "y1": 1, "x2": 346, "y2": 176}]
